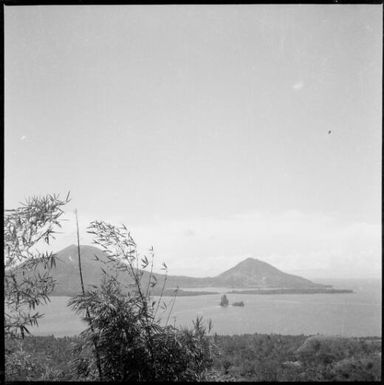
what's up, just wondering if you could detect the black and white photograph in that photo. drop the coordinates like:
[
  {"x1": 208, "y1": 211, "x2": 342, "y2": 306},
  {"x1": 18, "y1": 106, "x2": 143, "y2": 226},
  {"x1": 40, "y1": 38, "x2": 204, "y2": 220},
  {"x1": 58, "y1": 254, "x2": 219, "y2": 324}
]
[{"x1": 4, "y1": 3, "x2": 382, "y2": 382}]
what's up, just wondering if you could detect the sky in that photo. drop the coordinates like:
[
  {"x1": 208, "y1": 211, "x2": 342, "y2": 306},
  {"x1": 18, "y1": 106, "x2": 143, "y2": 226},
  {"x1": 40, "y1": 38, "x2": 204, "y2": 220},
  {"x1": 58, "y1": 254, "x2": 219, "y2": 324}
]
[{"x1": 4, "y1": 5, "x2": 382, "y2": 279}]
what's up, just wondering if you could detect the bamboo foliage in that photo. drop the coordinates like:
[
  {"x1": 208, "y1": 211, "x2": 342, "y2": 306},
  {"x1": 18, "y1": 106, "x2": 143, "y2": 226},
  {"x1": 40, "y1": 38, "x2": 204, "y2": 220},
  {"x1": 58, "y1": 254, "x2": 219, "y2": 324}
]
[
  {"x1": 68, "y1": 220, "x2": 214, "y2": 381},
  {"x1": 4, "y1": 193, "x2": 70, "y2": 338}
]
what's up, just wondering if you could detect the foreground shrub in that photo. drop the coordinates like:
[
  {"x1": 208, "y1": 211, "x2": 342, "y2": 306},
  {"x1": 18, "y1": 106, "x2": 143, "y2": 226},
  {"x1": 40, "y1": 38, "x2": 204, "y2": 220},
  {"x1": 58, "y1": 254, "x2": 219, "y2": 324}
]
[
  {"x1": 70, "y1": 277, "x2": 213, "y2": 381},
  {"x1": 69, "y1": 220, "x2": 213, "y2": 381}
]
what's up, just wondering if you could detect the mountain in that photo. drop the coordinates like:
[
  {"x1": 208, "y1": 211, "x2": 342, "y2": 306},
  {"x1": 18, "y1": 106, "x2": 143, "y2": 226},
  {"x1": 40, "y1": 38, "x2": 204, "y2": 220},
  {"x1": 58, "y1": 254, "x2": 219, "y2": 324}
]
[
  {"x1": 32, "y1": 244, "x2": 109, "y2": 296},
  {"x1": 15, "y1": 245, "x2": 330, "y2": 296},
  {"x1": 213, "y1": 257, "x2": 327, "y2": 289}
]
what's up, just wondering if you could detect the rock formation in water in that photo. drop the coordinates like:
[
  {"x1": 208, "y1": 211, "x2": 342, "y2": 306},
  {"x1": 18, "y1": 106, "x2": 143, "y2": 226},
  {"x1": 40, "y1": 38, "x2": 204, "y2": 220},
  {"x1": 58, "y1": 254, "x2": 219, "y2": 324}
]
[{"x1": 220, "y1": 294, "x2": 229, "y2": 307}]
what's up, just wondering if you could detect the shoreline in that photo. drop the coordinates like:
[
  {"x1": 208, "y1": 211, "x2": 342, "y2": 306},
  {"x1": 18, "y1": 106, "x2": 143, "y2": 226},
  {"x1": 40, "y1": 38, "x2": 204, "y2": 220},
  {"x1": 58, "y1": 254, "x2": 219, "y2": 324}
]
[{"x1": 51, "y1": 287, "x2": 355, "y2": 297}]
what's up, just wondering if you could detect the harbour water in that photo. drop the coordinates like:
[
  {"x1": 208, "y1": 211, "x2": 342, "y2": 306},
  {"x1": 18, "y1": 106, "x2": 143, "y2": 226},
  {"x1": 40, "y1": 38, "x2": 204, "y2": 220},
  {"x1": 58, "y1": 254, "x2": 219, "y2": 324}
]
[{"x1": 25, "y1": 278, "x2": 381, "y2": 338}]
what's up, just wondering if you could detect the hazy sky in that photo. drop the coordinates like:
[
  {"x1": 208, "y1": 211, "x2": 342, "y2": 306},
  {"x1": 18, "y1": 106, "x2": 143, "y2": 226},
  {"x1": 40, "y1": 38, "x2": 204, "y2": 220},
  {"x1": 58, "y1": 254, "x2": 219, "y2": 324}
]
[{"x1": 5, "y1": 5, "x2": 382, "y2": 279}]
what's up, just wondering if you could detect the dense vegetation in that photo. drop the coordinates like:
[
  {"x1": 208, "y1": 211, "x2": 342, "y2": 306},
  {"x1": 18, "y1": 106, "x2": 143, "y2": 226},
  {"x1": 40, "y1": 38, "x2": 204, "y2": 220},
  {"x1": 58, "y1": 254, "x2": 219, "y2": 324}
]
[
  {"x1": 5, "y1": 333, "x2": 381, "y2": 382},
  {"x1": 212, "y1": 334, "x2": 381, "y2": 381}
]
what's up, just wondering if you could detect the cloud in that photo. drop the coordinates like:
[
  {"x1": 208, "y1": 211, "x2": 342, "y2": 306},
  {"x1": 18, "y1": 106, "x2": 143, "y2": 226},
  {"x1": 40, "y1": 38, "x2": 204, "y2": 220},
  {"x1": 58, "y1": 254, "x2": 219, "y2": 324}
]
[
  {"x1": 292, "y1": 81, "x2": 304, "y2": 90},
  {"x1": 43, "y1": 209, "x2": 381, "y2": 280},
  {"x1": 184, "y1": 229, "x2": 196, "y2": 237},
  {"x1": 20, "y1": 135, "x2": 27, "y2": 140},
  {"x1": 128, "y1": 210, "x2": 381, "y2": 278}
]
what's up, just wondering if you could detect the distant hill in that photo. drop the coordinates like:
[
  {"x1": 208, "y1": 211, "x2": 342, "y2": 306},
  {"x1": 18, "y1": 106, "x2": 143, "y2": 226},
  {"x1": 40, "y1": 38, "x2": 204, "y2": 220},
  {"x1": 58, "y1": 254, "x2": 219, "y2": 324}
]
[
  {"x1": 213, "y1": 257, "x2": 328, "y2": 289},
  {"x1": 14, "y1": 245, "x2": 331, "y2": 296}
]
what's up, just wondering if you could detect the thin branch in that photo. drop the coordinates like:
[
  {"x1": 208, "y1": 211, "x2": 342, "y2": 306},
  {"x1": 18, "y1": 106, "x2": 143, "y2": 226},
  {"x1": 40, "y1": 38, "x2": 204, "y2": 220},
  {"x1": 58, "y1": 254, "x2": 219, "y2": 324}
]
[
  {"x1": 165, "y1": 287, "x2": 179, "y2": 327},
  {"x1": 154, "y1": 269, "x2": 168, "y2": 320},
  {"x1": 75, "y1": 209, "x2": 103, "y2": 381},
  {"x1": 145, "y1": 247, "x2": 154, "y2": 299}
]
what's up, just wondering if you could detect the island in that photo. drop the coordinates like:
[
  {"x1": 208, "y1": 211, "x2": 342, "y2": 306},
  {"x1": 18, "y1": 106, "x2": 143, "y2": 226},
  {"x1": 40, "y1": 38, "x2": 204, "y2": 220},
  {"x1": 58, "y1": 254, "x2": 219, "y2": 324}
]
[{"x1": 227, "y1": 288, "x2": 354, "y2": 295}]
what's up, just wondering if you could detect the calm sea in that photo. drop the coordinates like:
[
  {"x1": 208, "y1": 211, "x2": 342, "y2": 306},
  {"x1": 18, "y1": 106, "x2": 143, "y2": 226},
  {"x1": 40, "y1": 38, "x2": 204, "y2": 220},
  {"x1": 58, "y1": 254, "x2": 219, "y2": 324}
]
[{"x1": 25, "y1": 278, "x2": 381, "y2": 338}]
